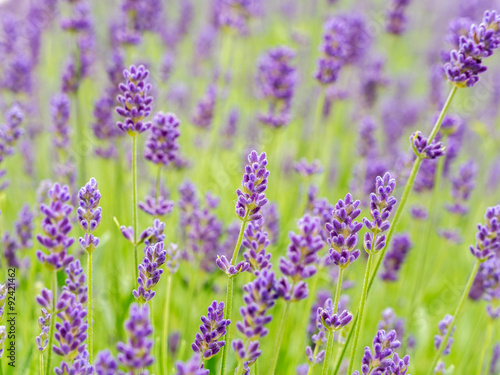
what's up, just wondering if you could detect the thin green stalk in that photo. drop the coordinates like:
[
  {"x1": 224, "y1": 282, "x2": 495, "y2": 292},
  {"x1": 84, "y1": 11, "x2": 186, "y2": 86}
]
[
  {"x1": 74, "y1": 89, "x2": 86, "y2": 186},
  {"x1": 347, "y1": 254, "x2": 374, "y2": 374},
  {"x1": 476, "y1": 318, "x2": 494, "y2": 375},
  {"x1": 255, "y1": 358, "x2": 259, "y2": 375},
  {"x1": 333, "y1": 86, "x2": 459, "y2": 374},
  {"x1": 46, "y1": 271, "x2": 57, "y2": 374},
  {"x1": 161, "y1": 274, "x2": 173, "y2": 375},
  {"x1": 321, "y1": 267, "x2": 344, "y2": 374},
  {"x1": 88, "y1": 251, "x2": 94, "y2": 363},
  {"x1": 132, "y1": 135, "x2": 139, "y2": 280},
  {"x1": 426, "y1": 259, "x2": 480, "y2": 375},
  {"x1": 307, "y1": 343, "x2": 320, "y2": 375},
  {"x1": 220, "y1": 214, "x2": 249, "y2": 375},
  {"x1": 156, "y1": 164, "x2": 162, "y2": 201},
  {"x1": 269, "y1": 302, "x2": 291, "y2": 374},
  {"x1": 40, "y1": 351, "x2": 44, "y2": 375}
]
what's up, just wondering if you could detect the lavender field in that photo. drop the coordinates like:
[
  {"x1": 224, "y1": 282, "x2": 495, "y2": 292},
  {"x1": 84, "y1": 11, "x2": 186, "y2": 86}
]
[{"x1": 0, "y1": 0, "x2": 500, "y2": 374}]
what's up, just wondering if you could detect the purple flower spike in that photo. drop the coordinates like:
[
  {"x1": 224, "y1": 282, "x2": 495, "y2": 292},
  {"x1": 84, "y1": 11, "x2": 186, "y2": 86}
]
[
  {"x1": 94, "y1": 349, "x2": 118, "y2": 375},
  {"x1": 36, "y1": 183, "x2": 75, "y2": 271},
  {"x1": 411, "y1": 131, "x2": 446, "y2": 159},
  {"x1": 192, "y1": 85, "x2": 216, "y2": 129},
  {"x1": 469, "y1": 205, "x2": 500, "y2": 261},
  {"x1": 242, "y1": 219, "x2": 272, "y2": 274},
  {"x1": 192, "y1": 301, "x2": 230, "y2": 361},
  {"x1": 293, "y1": 158, "x2": 324, "y2": 177},
  {"x1": 447, "y1": 160, "x2": 477, "y2": 215},
  {"x1": 117, "y1": 303, "x2": 154, "y2": 372},
  {"x1": 385, "y1": 0, "x2": 411, "y2": 35},
  {"x1": 36, "y1": 308, "x2": 51, "y2": 352},
  {"x1": 434, "y1": 314, "x2": 455, "y2": 361},
  {"x1": 77, "y1": 178, "x2": 102, "y2": 232},
  {"x1": 133, "y1": 242, "x2": 167, "y2": 303},
  {"x1": 144, "y1": 112, "x2": 181, "y2": 165},
  {"x1": 363, "y1": 173, "x2": 397, "y2": 254},
  {"x1": 174, "y1": 353, "x2": 209, "y2": 375},
  {"x1": 55, "y1": 349, "x2": 94, "y2": 375},
  {"x1": 326, "y1": 193, "x2": 363, "y2": 268},
  {"x1": 317, "y1": 298, "x2": 353, "y2": 331},
  {"x1": 116, "y1": 65, "x2": 153, "y2": 136},
  {"x1": 140, "y1": 218, "x2": 166, "y2": 246},
  {"x1": 64, "y1": 259, "x2": 88, "y2": 304},
  {"x1": 15, "y1": 204, "x2": 34, "y2": 249},
  {"x1": 235, "y1": 151, "x2": 270, "y2": 221},
  {"x1": 139, "y1": 195, "x2": 174, "y2": 217},
  {"x1": 216, "y1": 255, "x2": 250, "y2": 277},
  {"x1": 279, "y1": 215, "x2": 324, "y2": 281},
  {"x1": 380, "y1": 234, "x2": 412, "y2": 282}
]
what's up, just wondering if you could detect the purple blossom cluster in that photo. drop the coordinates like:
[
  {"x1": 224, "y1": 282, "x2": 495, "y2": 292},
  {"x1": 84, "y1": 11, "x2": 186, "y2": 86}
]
[
  {"x1": 386, "y1": 0, "x2": 411, "y2": 35},
  {"x1": 0, "y1": 104, "x2": 25, "y2": 190},
  {"x1": 433, "y1": 314, "x2": 455, "y2": 373},
  {"x1": 144, "y1": 112, "x2": 181, "y2": 166},
  {"x1": 192, "y1": 85, "x2": 216, "y2": 129},
  {"x1": 411, "y1": 131, "x2": 446, "y2": 159},
  {"x1": 133, "y1": 242, "x2": 167, "y2": 303},
  {"x1": 380, "y1": 234, "x2": 412, "y2": 282},
  {"x1": 242, "y1": 218, "x2": 272, "y2": 274},
  {"x1": 446, "y1": 160, "x2": 477, "y2": 215},
  {"x1": 469, "y1": 205, "x2": 500, "y2": 261},
  {"x1": 77, "y1": 178, "x2": 102, "y2": 253}
]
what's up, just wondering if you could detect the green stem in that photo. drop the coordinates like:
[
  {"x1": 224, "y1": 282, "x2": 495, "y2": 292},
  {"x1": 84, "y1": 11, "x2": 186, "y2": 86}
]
[
  {"x1": 347, "y1": 254, "x2": 374, "y2": 374},
  {"x1": 46, "y1": 271, "x2": 57, "y2": 374},
  {"x1": 156, "y1": 164, "x2": 161, "y2": 201},
  {"x1": 74, "y1": 89, "x2": 86, "y2": 186},
  {"x1": 132, "y1": 135, "x2": 139, "y2": 280},
  {"x1": 269, "y1": 302, "x2": 290, "y2": 374},
  {"x1": 88, "y1": 251, "x2": 93, "y2": 363},
  {"x1": 476, "y1": 318, "x2": 494, "y2": 375},
  {"x1": 321, "y1": 267, "x2": 344, "y2": 374},
  {"x1": 40, "y1": 351, "x2": 44, "y2": 375},
  {"x1": 426, "y1": 260, "x2": 480, "y2": 375},
  {"x1": 161, "y1": 274, "x2": 173, "y2": 375},
  {"x1": 307, "y1": 343, "x2": 320, "y2": 375}
]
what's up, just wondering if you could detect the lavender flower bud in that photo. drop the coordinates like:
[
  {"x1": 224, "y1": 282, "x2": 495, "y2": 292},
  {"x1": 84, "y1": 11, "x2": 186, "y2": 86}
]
[
  {"x1": 470, "y1": 205, "x2": 500, "y2": 261},
  {"x1": 216, "y1": 255, "x2": 250, "y2": 277},
  {"x1": 434, "y1": 314, "x2": 455, "y2": 355},
  {"x1": 174, "y1": 353, "x2": 209, "y2": 375},
  {"x1": 411, "y1": 131, "x2": 446, "y2": 159},
  {"x1": 133, "y1": 242, "x2": 167, "y2": 303},
  {"x1": 36, "y1": 308, "x2": 51, "y2": 352},
  {"x1": 94, "y1": 350, "x2": 118, "y2": 375},
  {"x1": 317, "y1": 299, "x2": 353, "y2": 331}
]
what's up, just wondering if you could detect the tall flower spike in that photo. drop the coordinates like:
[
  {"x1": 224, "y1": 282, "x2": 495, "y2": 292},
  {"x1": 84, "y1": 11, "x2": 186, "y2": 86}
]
[
  {"x1": 116, "y1": 64, "x2": 153, "y2": 135},
  {"x1": 15, "y1": 203, "x2": 34, "y2": 249},
  {"x1": 363, "y1": 173, "x2": 397, "y2": 254},
  {"x1": 236, "y1": 151, "x2": 270, "y2": 221},
  {"x1": 77, "y1": 178, "x2": 102, "y2": 254},
  {"x1": 36, "y1": 308, "x2": 51, "y2": 352},
  {"x1": 36, "y1": 183, "x2": 75, "y2": 271},
  {"x1": 117, "y1": 303, "x2": 154, "y2": 372},
  {"x1": 144, "y1": 111, "x2": 181, "y2": 165},
  {"x1": 191, "y1": 85, "x2": 216, "y2": 129},
  {"x1": 133, "y1": 242, "x2": 167, "y2": 303},
  {"x1": 326, "y1": 193, "x2": 363, "y2": 268},
  {"x1": 469, "y1": 205, "x2": 500, "y2": 261},
  {"x1": 191, "y1": 300, "x2": 230, "y2": 361},
  {"x1": 242, "y1": 218, "x2": 272, "y2": 274},
  {"x1": 385, "y1": 0, "x2": 411, "y2": 35}
]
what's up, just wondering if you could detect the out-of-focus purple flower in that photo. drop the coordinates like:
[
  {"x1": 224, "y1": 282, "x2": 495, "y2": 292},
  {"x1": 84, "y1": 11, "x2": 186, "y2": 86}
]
[
  {"x1": 36, "y1": 308, "x2": 51, "y2": 352},
  {"x1": 279, "y1": 215, "x2": 324, "y2": 284},
  {"x1": 444, "y1": 11, "x2": 500, "y2": 87},
  {"x1": 116, "y1": 65, "x2": 153, "y2": 135},
  {"x1": 434, "y1": 314, "x2": 455, "y2": 374},
  {"x1": 174, "y1": 353, "x2": 209, "y2": 375},
  {"x1": 94, "y1": 349, "x2": 118, "y2": 375},
  {"x1": 15, "y1": 204, "x2": 34, "y2": 249},
  {"x1": 235, "y1": 151, "x2": 269, "y2": 221},
  {"x1": 358, "y1": 117, "x2": 377, "y2": 159},
  {"x1": 327, "y1": 193, "x2": 363, "y2": 268},
  {"x1": 469, "y1": 205, "x2": 500, "y2": 261},
  {"x1": 3, "y1": 55, "x2": 32, "y2": 94},
  {"x1": 144, "y1": 112, "x2": 181, "y2": 165},
  {"x1": 3, "y1": 232, "x2": 20, "y2": 268},
  {"x1": 363, "y1": 173, "x2": 397, "y2": 254},
  {"x1": 293, "y1": 158, "x2": 323, "y2": 177},
  {"x1": 315, "y1": 58, "x2": 342, "y2": 85},
  {"x1": 410, "y1": 205, "x2": 428, "y2": 220},
  {"x1": 411, "y1": 131, "x2": 446, "y2": 159},
  {"x1": 139, "y1": 195, "x2": 174, "y2": 217},
  {"x1": 386, "y1": 0, "x2": 411, "y2": 35},
  {"x1": 212, "y1": 0, "x2": 262, "y2": 34},
  {"x1": 191, "y1": 300, "x2": 230, "y2": 361},
  {"x1": 256, "y1": 46, "x2": 297, "y2": 128},
  {"x1": 262, "y1": 203, "x2": 279, "y2": 245},
  {"x1": 438, "y1": 228, "x2": 463, "y2": 244},
  {"x1": 191, "y1": 85, "x2": 216, "y2": 130},
  {"x1": 160, "y1": 53, "x2": 174, "y2": 82},
  {"x1": 120, "y1": 0, "x2": 163, "y2": 33},
  {"x1": 359, "y1": 58, "x2": 388, "y2": 109},
  {"x1": 446, "y1": 160, "x2": 477, "y2": 215},
  {"x1": 133, "y1": 242, "x2": 167, "y2": 303},
  {"x1": 0, "y1": 104, "x2": 24, "y2": 153},
  {"x1": 55, "y1": 349, "x2": 93, "y2": 375},
  {"x1": 380, "y1": 234, "x2": 412, "y2": 281},
  {"x1": 117, "y1": 303, "x2": 154, "y2": 371},
  {"x1": 377, "y1": 308, "x2": 406, "y2": 345},
  {"x1": 36, "y1": 183, "x2": 75, "y2": 271}
]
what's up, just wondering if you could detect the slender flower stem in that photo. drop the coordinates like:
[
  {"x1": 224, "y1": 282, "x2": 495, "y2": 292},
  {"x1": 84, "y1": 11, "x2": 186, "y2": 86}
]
[
  {"x1": 347, "y1": 254, "x2": 374, "y2": 374},
  {"x1": 332, "y1": 85, "x2": 459, "y2": 375},
  {"x1": 321, "y1": 267, "x2": 344, "y2": 374},
  {"x1": 220, "y1": 213, "x2": 249, "y2": 375},
  {"x1": 269, "y1": 302, "x2": 291, "y2": 374},
  {"x1": 132, "y1": 135, "x2": 139, "y2": 280},
  {"x1": 476, "y1": 318, "x2": 494, "y2": 375},
  {"x1": 161, "y1": 274, "x2": 173, "y2": 375},
  {"x1": 426, "y1": 259, "x2": 481, "y2": 375},
  {"x1": 46, "y1": 271, "x2": 57, "y2": 374},
  {"x1": 307, "y1": 343, "x2": 320, "y2": 375},
  {"x1": 74, "y1": 89, "x2": 86, "y2": 186},
  {"x1": 255, "y1": 358, "x2": 259, "y2": 375},
  {"x1": 39, "y1": 351, "x2": 44, "y2": 375},
  {"x1": 155, "y1": 164, "x2": 162, "y2": 201},
  {"x1": 88, "y1": 251, "x2": 93, "y2": 363}
]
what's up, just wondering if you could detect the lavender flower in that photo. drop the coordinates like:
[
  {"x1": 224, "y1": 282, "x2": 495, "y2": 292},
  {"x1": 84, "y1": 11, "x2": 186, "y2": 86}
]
[
  {"x1": 133, "y1": 242, "x2": 167, "y2": 303},
  {"x1": 117, "y1": 303, "x2": 154, "y2": 372},
  {"x1": 434, "y1": 314, "x2": 455, "y2": 373},
  {"x1": 216, "y1": 255, "x2": 250, "y2": 277},
  {"x1": 363, "y1": 173, "x2": 397, "y2": 254},
  {"x1": 262, "y1": 203, "x2": 280, "y2": 245},
  {"x1": 491, "y1": 343, "x2": 500, "y2": 374},
  {"x1": 191, "y1": 85, "x2": 216, "y2": 129},
  {"x1": 470, "y1": 205, "x2": 500, "y2": 261},
  {"x1": 327, "y1": 193, "x2": 363, "y2": 268},
  {"x1": 191, "y1": 301, "x2": 230, "y2": 361},
  {"x1": 116, "y1": 65, "x2": 153, "y2": 135},
  {"x1": 15, "y1": 204, "x2": 34, "y2": 249},
  {"x1": 377, "y1": 308, "x2": 406, "y2": 346},
  {"x1": 242, "y1": 219, "x2": 272, "y2": 274},
  {"x1": 236, "y1": 151, "x2": 269, "y2": 221},
  {"x1": 95, "y1": 350, "x2": 118, "y2": 375},
  {"x1": 174, "y1": 354, "x2": 209, "y2": 375},
  {"x1": 293, "y1": 158, "x2": 323, "y2": 177},
  {"x1": 77, "y1": 178, "x2": 102, "y2": 254},
  {"x1": 36, "y1": 308, "x2": 51, "y2": 352},
  {"x1": 36, "y1": 183, "x2": 75, "y2": 271},
  {"x1": 386, "y1": 0, "x2": 411, "y2": 35},
  {"x1": 411, "y1": 131, "x2": 446, "y2": 159},
  {"x1": 447, "y1": 160, "x2": 477, "y2": 215},
  {"x1": 144, "y1": 112, "x2": 181, "y2": 165},
  {"x1": 444, "y1": 11, "x2": 500, "y2": 87},
  {"x1": 380, "y1": 234, "x2": 412, "y2": 281},
  {"x1": 2, "y1": 233, "x2": 20, "y2": 268},
  {"x1": 256, "y1": 47, "x2": 297, "y2": 128},
  {"x1": 138, "y1": 195, "x2": 174, "y2": 217},
  {"x1": 51, "y1": 93, "x2": 71, "y2": 150},
  {"x1": 317, "y1": 298, "x2": 353, "y2": 332}
]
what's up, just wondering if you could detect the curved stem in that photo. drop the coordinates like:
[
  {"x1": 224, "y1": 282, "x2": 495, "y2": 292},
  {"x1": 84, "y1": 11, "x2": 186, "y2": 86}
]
[
  {"x1": 161, "y1": 274, "x2": 173, "y2": 375},
  {"x1": 321, "y1": 267, "x2": 344, "y2": 374},
  {"x1": 88, "y1": 251, "x2": 93, "y2": 363},
  {"x1": 347, "y1": 254, "x2": 374, "y2": 374},
  {"x1": 46, "y1": 271, "x2": 57, "y2": 374},
  {"x1": 426, "y1": 260, "x2": 480, "y2": 375},
  {"x1": 132, "y1": 135, "x2": 139, "y2": 280},
  {"x1": 476, "y1": 318, "x2": 494, "y2": 375},
  {"x1": 220, "y1": 214, "x2": 249, "y2": 375},
  {"x1": 269, "y1": 302, "x2": 291, "y2": 374}
]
